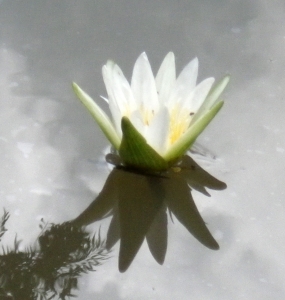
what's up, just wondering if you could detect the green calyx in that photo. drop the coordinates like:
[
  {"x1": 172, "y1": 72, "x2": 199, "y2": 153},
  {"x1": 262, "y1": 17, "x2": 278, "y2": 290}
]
[{"x1": 119, "y1": 117, "x2": 168, "y2": 172}]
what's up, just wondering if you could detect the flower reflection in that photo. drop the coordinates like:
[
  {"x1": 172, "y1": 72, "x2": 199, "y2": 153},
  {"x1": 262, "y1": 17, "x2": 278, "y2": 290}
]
[
  {"x1": 0, "y1": 216, "x2": 109, "y2": 299},
  {"x1": 72, "y1": 154, "x2": 226, "y2": 272}
]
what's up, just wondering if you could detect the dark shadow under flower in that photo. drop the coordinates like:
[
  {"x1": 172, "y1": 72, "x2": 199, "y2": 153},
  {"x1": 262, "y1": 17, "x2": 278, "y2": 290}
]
[{"x1": 72, "y1": 154, "x2": 226, "y2": 272}]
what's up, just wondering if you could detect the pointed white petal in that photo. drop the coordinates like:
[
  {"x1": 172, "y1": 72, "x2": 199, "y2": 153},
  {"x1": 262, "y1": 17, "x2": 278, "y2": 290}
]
[
  {"x1": 129, "y1": 109, "x2": 145, "y2": 136},
  {"x1": 192, "y1": 75, "x2": 230, "y2": 123},
  {"x1": 72, "y1": 82, "x2": 121, "y2": 149},
  {"x1": 155, "y1": 52, "x2": 176, "y2": 102},
  {"x1": 178, "y1": 57, "x2": 199, "y2": 88},
  {"x1": 144, "y1": 107, "x2": 170, "y2": 155},
  {"x1": 203, "y1": 75, "x2": 230, "y2": 109},
  {"x1": 111, "y1": 63, "x2": 137, "y2": 112},
  {"x1": 108, "y1": 97, "x2": 122, "y2": 138},
  {"x1": 103, "y1": 63, "x2": 128, "y2": 115},
  {"x1": 100, "y1": 95, "x2": 109, "y2": 103},
  {"x1": 167, "y1": 57, "x2": 199, "y2": 108},
  {"x1": 102, "y1": 64, "x2": 124, "y2": 136},
  {"x1": 131, "y1": 52, "x2": 159, "y2": 112},
  {"x1": 180, "y1": 77, "x2": 215, "y2": 116},
  {"x1": 102, "y1": 61, "x2": 116, "y2": 103}
]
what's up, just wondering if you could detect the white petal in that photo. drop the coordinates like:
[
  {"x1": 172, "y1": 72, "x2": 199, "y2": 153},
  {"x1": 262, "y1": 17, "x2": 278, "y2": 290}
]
[
  {"x1": 112, "y1": 64, "x2": 137, "y2": 112},
  {"x1": 144, "y1": 107, "x2": 170, "y2": 155},
  {"x1": 192, "y1": 75, "x2": 230, "y2": 124},
  {"x1": 100, "y1": 95, "x2": 109, "y2": 103},
  {"x1": 131, "y1": 52, "x2": 159, "y2": 112},
  {"x1": 103, "y1": 62, "x2": 136, "y2": 116},
  {"x1": 102, "y1": 64, "x2": 124, "y2": 136},
  {"x1": 102, "y1": 61, "x2": 116, "y2": 102},
  {"x1": 155, "y1": 52, "x2": 176, "y2": 102},
  {"x1": 129, "y1": 109, "x2": 145, "y2": 136},
  {"x1": 108, "y1": 97, "x2": 122, "y2": 137},
  {"x1": 181, "y1": 77, "x2": 215, "y2": 116},
  {"x1": 167, "y1": 57, "x2": 198, "y2": 108},
  {"x1": 201, "y1": 75, "x2": 230, "y2": 110}
]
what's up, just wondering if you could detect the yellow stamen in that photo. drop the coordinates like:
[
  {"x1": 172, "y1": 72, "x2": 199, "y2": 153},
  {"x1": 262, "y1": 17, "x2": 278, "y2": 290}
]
[{"x1": 169, "y1": 107, "x2": 190, "y2": 144}]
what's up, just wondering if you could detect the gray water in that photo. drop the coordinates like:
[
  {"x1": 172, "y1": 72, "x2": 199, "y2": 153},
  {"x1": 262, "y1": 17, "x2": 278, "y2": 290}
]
[{"x1": 1, "y1": 1, "x2": 285, "y2": 299}]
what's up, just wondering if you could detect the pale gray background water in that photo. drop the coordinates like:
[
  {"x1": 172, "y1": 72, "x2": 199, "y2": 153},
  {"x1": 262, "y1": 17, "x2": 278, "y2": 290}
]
[{"x1": 1, "y1": 0, "x2": 285, "y2": 299}]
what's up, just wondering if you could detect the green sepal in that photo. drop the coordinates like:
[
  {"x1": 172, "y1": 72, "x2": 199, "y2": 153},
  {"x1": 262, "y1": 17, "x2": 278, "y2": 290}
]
[
  {"x1": 72, "y1": 82, "x2": 121, "y2": 150},
  {"x1": 191, "y1": 75, "x2": 230, "y2": 124},
  {"x1": 164, "y1": 101, "x2": 224, "y2": 162},
  {"x1": 119, "y1": 117, "x2": 168, "y2": 172}
]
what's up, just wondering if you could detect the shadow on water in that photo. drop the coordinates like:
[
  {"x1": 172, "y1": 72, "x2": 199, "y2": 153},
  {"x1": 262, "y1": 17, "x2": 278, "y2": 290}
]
[
  {"x1": 0, "y1": 154, "x2": 226, "y2": 298},
  {"x1": 72, "y1": 154, "x2": 226, "y2": 272}
]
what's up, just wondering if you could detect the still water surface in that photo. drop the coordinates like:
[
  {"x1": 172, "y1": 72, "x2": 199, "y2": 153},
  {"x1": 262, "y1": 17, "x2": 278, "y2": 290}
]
[{"x1": 1, "y1": 0, "x2": 285, "y2": 299}]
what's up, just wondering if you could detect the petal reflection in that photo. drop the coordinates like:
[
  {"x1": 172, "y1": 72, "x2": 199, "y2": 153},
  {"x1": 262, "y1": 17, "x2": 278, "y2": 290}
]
[
  {"x1": 164, "y1": 175, "x2": 219, "y2": 250},
  {"x1": 117, "y1": 169, "x2": 164, "y2": 272},
  {"x1": 72, "y1": 168, "x2": 120, "y2": 226},
  {"x1": 146, "y1": 205, "x2": 168, "y2": 265},
  {"x1": 71, "y1": 154, "x2": 226, "y2": 272}
]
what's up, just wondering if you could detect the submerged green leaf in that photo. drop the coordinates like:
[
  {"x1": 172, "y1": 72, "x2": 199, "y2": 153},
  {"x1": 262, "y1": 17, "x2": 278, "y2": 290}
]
[
  {"x1": 72, "y1": 82, "x2": 121, "y2": 150},
  {"x1": 119, "y1": 117, "x2": 168, "y2": 171}
]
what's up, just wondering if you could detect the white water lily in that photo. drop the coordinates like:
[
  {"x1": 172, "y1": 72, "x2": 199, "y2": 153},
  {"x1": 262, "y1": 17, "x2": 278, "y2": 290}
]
[{"x1": 73, "y1": 52, "x2": 229, "y2": 171}]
